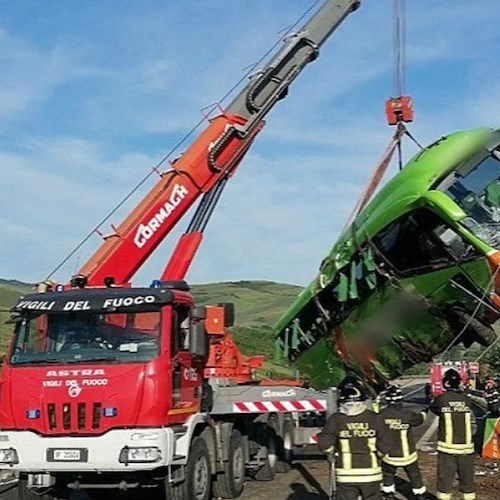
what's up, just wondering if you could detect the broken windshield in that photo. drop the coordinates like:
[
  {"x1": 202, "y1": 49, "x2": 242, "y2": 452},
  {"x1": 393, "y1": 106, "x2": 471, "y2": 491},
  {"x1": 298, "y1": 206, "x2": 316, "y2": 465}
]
[
  {"x1": 10, "y1": 310, "x2": 161, "y2": 365},
  {"x1": 443, "y1": 153, "x2": 500, "y2": 247}
]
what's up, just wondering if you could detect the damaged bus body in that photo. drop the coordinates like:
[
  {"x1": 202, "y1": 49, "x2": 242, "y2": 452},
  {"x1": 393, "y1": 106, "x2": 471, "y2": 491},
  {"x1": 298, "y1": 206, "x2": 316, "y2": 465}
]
[{"x1": 275, "y1": 127, "x2": 500, "y2": 390}]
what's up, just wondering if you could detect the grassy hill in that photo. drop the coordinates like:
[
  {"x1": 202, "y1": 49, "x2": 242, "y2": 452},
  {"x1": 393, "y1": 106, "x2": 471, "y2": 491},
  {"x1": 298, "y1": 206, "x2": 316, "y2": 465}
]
[
  {"x1": 0, "y1": 279, "x2": 34, "y2": 356},
  {"x1": 0, "y1": 279, "x2": 303, "y2": 361}
]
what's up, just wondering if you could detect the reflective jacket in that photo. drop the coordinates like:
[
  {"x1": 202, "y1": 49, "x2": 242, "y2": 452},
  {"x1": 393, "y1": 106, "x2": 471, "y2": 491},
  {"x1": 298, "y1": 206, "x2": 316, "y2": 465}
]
[
  {"x1": 429, "y1": 389, "x2": 475, "y2": 455},
  {"x1": 317, "y1": 405, "x2": 390, "y2": 484},
  {"x1": 379, "y1": 403, "x2": 425, "y2": 466}
]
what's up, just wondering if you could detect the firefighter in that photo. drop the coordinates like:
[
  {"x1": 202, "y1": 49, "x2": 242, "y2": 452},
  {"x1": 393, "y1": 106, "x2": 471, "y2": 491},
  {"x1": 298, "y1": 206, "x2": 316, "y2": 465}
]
[
  {"x1": 379, "y1": 385, "x2": 426, "y2": 500},
  {"x1": 484, "y1": 384, "x2": 500, "y2": 417},
  {"x1": 317, "y1": 378, "x2": 390, "y2": 499},
  {"x1": 430, "y1": 368, "x2": 476, "y2": 500}
]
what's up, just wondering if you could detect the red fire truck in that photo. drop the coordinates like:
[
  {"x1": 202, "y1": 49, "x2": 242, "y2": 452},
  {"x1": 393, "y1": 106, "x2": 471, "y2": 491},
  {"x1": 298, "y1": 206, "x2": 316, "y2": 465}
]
[
  {"x1": 428, "y1": 360, "x2": 480, "y2": 399},
  {"x1": 0, "y1": 2, "x2": 361, "y2": 499}
]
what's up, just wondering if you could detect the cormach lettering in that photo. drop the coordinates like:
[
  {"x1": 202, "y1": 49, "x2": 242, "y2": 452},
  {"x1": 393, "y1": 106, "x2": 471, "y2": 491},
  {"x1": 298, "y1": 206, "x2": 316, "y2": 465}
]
[
  {"x1": 261, "y1": 389, "x2": 296, "y2": 398},
  {"x1": 134, "y1": 183, "x2": 189, "y2": 248}
]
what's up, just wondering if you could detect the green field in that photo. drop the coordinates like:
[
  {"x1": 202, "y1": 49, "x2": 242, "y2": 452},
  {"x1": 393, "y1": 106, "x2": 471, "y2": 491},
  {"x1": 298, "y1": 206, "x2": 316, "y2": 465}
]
[{"x1": 0, "y1": 279, "x2": 302, "y2": 363}]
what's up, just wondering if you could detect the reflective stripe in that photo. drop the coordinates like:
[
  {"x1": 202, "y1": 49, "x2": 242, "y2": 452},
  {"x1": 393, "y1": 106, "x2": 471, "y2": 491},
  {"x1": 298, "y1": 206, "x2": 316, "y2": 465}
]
[
  {"x1": 444, "y1": 413, "x2": 453, "y2": 446},
  {"x1": 462, "y1": 493, "x2": 476, "y2": 500},
  {"x1": 413, "y1": 486, "x2": 426, "y2": 495},
  {"x1": 401, "y1": 429, "x2": 409, "y2": 457},
  {"x1": 336, "y1": 472, "x2": 382, "y2": 483},
  {"x1": 336, "y1": 467, "x2": 381, "y2": 476},
  {"x1": 465, "y1": 413, "x2": 472, "y2": 445},
  {"x1": 437, "y1": 442, "x2": 474, "y2": 455},
  {"x1": 367, "y1": 437, "x2": 377, "y2": 469},
  {"x1": 340, "y1": 439, "x2": 352, "y2": 470},
  {"x1": 382, "y1": 485, "x2": 396, "y2": 493},
  {"x1": 437, "y1": 492, "x2": 452, "y2": 500},
  {"x1": 383, "y1": 452, "x2": 418, "y2": 466}
]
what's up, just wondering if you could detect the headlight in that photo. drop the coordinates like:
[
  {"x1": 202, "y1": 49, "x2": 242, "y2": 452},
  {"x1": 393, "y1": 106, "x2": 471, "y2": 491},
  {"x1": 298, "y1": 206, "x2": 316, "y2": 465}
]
[
  {"x1": 0, "y1": 448, "x2": 18, "y2": 464},
  {"x1": 119, "y1": 446, "x2": 161, "y2": 464}
]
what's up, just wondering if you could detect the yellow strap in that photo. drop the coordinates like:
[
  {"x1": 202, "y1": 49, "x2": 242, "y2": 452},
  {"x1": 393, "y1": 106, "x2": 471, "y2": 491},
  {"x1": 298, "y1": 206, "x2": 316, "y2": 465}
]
[
  {"x1": 367, "y1": 437, "x2": 377, "y2": 469},
  {"x1": 340, "y1": 439, "x2": 352, "y2": 470},
  {"x1": 465, "y1": 413, "x2": 472, "y2": 445},
  {"x1": 401, "y1": 429, "x2": 409, "y2": 457},
  {"x1": 444, "y1": 413, "x2": 453, "y2": 446}
]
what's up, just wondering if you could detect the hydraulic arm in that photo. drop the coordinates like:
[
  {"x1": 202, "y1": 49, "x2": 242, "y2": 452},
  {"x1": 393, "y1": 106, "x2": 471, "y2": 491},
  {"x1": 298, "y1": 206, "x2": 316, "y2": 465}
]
[{"x1": 74, "y1": 0, "x2": 361, "y2": 287}]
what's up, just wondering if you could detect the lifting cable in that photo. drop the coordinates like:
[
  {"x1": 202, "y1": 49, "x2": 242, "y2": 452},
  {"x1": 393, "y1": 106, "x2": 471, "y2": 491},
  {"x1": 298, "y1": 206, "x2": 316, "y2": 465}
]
[
  {"x1": 345, "y1": 0, "x2": 420, "y2": 228},
  {"x1": 45, "y1": 2, "x2": 322, "y2": 282}
]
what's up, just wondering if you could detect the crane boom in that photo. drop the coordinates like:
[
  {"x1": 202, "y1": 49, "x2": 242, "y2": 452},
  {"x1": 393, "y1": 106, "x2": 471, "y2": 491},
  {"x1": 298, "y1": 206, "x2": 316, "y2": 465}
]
[{"x1": 74, "y1": 0, "x2": 360, "y2": 288}]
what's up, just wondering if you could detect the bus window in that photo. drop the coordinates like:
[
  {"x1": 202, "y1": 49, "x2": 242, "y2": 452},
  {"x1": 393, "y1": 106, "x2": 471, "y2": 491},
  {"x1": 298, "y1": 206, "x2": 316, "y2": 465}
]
[
  {"x1": 442, "y1": 153, "x2": 500, "y2": 247},
  {"x1": 373, "y1": 210, "x2": 470, "y2": 276}
]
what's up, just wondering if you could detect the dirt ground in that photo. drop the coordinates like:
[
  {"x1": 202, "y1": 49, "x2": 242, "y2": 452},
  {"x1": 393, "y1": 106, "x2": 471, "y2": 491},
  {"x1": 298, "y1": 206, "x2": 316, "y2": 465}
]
[{"x1": 239, "y1": 448, "x2": 500, "y2": 500}]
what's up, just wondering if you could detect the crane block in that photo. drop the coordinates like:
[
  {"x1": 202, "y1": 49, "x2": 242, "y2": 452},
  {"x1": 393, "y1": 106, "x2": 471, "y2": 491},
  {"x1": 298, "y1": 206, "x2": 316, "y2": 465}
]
[{"x1": 385, "y1": 96, "x2": 414, "y2": 125}]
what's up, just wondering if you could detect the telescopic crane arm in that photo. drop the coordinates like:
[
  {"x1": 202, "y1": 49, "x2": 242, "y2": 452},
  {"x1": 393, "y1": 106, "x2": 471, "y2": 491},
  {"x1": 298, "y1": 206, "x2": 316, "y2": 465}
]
[{"x1": 74, "y1": 0, "x2": 361, "y2": 288}]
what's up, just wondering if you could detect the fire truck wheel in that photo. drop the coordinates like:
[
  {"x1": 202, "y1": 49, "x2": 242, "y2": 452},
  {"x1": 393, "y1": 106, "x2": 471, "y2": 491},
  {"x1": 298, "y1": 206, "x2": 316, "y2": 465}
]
[
  {"x1": 254, "y1": 427, "x2": 278, "y2": 481},
  {"x1": 185, "y1": 436, "x2": 212, "y2": 500},
  {"x1": 212, "y1": 429, "x2": 246, "y2": 499},
  {"x1": 18, "y1": 478, "x2": 55, "y2": 500}
]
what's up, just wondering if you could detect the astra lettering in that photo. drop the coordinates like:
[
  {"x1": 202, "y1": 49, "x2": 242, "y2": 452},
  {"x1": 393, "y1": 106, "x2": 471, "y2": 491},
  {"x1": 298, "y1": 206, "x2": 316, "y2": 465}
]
[
  {"x1": 134, "y1": 183, "x2": 189, "y2": 248},
  {"x1": 102, "y1": 295, "x2": 156, "y2": 308},
  {"x1": 46, "y1": 369, "x2": 106, "y2": 377}
]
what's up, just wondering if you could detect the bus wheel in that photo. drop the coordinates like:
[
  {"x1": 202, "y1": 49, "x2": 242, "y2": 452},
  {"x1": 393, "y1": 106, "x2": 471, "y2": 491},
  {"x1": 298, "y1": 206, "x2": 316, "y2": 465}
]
[{"x1": 212, "y1": 429, "x2": 246, "y2": 499}]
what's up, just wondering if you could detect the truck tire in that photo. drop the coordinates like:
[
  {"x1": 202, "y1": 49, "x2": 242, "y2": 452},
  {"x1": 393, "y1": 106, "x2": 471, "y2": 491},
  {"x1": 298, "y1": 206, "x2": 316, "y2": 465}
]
[
  {"x1": 18, "y1": 478, "x2": 55, "y2": 500},
  {"x1": 165, "y1": 437, "x2": 212, "y2": 500},
  {"x1": 185, "y1": 436, "x2": 212, "y2": 500},
  {"x1": 212, "y1": 429, "x2": 245, "y2": 499},
  {"x1": 276, "y1": 419, "x2": 293, "y2": 473},
  {"x1": 254, "y1": 427, "x2": 277, "y2": 481}
]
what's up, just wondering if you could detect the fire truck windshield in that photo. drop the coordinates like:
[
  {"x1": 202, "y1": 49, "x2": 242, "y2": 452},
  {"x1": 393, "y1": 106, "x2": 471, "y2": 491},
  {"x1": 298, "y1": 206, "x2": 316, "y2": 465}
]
[{"x1": 9, "y1": 310, "x2": 161, "y2": 365}]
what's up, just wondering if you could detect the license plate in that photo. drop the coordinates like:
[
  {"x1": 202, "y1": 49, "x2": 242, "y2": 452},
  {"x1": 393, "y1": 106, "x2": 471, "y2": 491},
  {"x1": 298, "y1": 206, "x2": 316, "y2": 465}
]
[{"x1": 47, "y1": 448, "x2": 88, "y2": 462}]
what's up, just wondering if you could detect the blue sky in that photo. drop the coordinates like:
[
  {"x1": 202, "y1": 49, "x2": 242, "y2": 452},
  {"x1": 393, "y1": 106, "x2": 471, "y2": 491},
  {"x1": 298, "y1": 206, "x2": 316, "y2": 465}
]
[{"x1": 1, "y1": 0, "x2": 500, "y2": 286}]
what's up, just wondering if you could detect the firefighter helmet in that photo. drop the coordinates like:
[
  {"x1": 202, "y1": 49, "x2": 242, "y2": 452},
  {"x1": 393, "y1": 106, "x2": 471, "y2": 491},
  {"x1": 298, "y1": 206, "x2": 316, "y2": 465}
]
[
  {"x1": 385, "y1": 385, "x2": 403, "y2": 403},
  {"x1": 443, "y1": 368, "x2": 461, "y2": 389},
  {"x1": 339, "y1": 382, "x2": 366, "y2": 402}
]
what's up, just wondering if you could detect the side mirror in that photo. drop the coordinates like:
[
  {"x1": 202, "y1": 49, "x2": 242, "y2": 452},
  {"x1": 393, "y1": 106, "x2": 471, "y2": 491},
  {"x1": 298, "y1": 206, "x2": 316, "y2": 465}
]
[
  {"x1": 218, "y1": 303, "x2": 235, "y2": 327},
  {"x1": 189, "y1": 322, "x2": 207, "y2": 359}
]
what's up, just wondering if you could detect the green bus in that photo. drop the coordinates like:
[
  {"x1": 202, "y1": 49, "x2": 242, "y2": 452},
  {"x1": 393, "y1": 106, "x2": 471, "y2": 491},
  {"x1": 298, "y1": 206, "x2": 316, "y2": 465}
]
[{"x1": 274, "y1": 127, "x2": 500, "y2": 390}]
